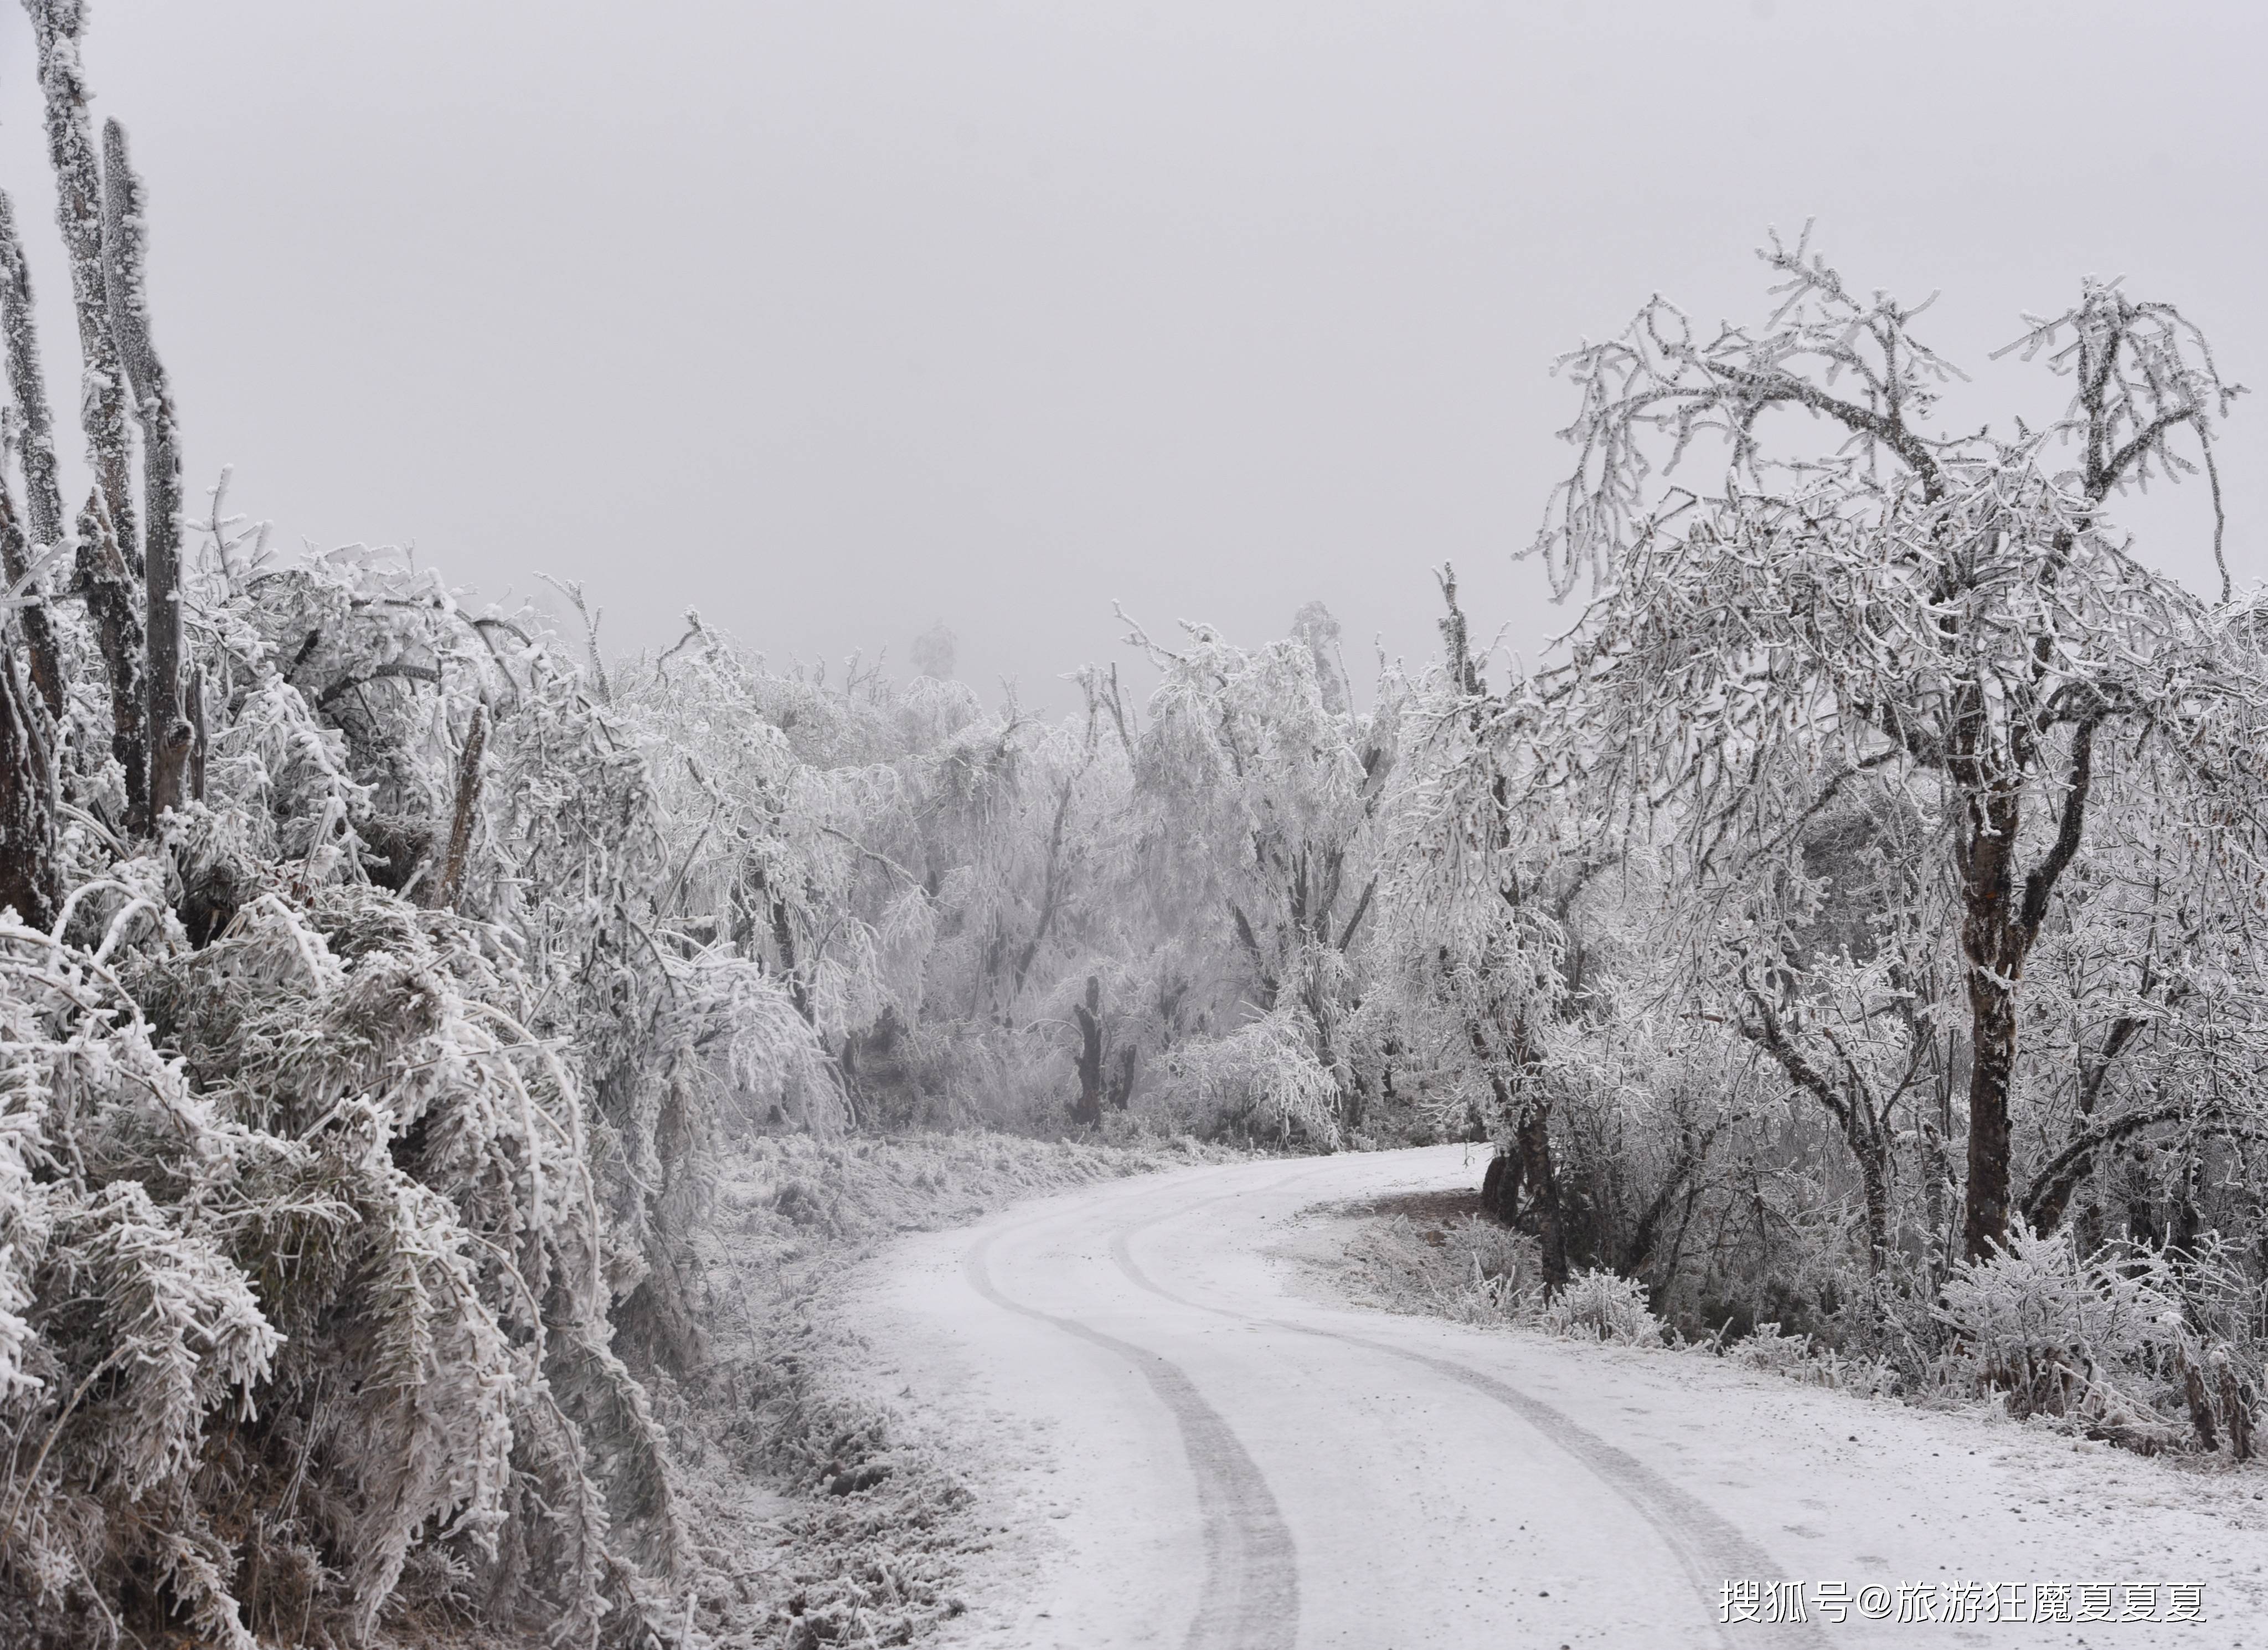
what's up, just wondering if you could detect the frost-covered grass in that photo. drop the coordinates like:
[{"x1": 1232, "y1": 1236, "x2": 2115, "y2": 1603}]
[
  {"x1": 1329, "y1": 1205, "x2": 2257, "y2": 1456},
  {"x1": 665, "y1": 1132, "x2": 1230, "y2": 1649}
]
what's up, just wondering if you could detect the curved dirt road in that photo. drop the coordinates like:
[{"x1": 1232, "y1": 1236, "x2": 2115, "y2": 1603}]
[{"x1": 850, "y1": 1145, "x2": 2264, "y2": 1649}]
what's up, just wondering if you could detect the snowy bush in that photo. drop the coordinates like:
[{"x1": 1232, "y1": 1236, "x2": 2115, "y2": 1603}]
[
  {"x1": 1732, "y1": 1322, "x2": 1813, "y2": 1376},
  {"x1": 1342, "y1": 1214, "x2": 1544, "y2": 1327},
  {"x1": 1935, "y1": 1222, "x2": 2186, "y2": 1436},
  {"x1": 1158, "y1": 1006, "x2": 1344, "y2": 1145},
  {"x1": 1543, "y1": 1268, "x2": 1664, "y2": 1345}
]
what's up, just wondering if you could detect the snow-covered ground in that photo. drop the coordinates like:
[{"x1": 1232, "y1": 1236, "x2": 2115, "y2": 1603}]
[{"x1": 834, "y1": 1144, "x2": 2267, "y2": 1649}]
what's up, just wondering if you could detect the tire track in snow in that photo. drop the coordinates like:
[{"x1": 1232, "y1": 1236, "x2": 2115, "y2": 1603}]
[
  {"x1": 963, "y1": 1215, "x2": 1300, "y2": 1650},
  {"x1": 1106, "y1": 1203, "x2": 1828, "y2": 1650}
]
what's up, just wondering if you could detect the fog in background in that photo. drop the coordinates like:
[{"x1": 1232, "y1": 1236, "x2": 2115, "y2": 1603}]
[{"x1": 0, "y1": 1, "x2": 2259, "y2": 707}]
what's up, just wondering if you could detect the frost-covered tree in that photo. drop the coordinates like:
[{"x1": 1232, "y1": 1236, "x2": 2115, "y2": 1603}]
[
  {"x1": 1377, "y1": 569, "x2": 1609, "y2": 1282},
  {"x1": 1526, "y1": 230, "x2": 2268, "y2": 1262},
  {"x1": 1121, "y1": 608, "x2": 1403, "y2": 1139}
]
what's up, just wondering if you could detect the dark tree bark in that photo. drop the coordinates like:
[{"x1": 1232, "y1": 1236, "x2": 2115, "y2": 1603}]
[
  {"x1": 2219, "y1": 1355, "x2": 2255, "y2": 1463},
  {"x1": 1480, "y1": 1148, "x2": 1521, "y2": 1225},
  {"x1": 1956, "y1": 785, "x2": 2023, "y2": 1261},
  {"x1": 431, "y1": 703, "x2": 487, "y2": 911},
  {"x1": 0, "y1": 487, "x2": 64, "y2": 721},
  {"x1": 1071, "y1": 975, "x2": 1105, "y2": 1125},
  {"x1": 0, "y1": 646, "x2": 59, "y2": 928},
  {"x1": 100, "y1": 120, "x2": 190, "y2": 821},
  {"x1": 187, "y1": 662, "x2": 206, "y2": 800},
  {"x1": 2182, "y1": 1350, "x2": 2220, "y2": 1452},
  {"x1": 1953, "y1": 715, "x2": 2100, "y2": 1260},
  {"x1": 75, "y1": 491, "x2": 147, "y2": 834},
  {"x1": 1517, "y1": 1098, "x2": 1569, "y2": 1289}
]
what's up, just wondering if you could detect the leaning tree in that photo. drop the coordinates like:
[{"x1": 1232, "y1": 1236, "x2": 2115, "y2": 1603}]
[{"x1": 1525, "y1": 230, "x2": 2268, "y2": 1262}]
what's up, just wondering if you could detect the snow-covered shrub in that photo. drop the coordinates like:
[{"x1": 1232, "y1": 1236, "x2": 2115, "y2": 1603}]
[
  {"x1": 1342, "y1": 1214, "x2": 1544, "y2": 1327},
  {"x1": 1935, "y1": 1222, "x2": 2186, "y2": 1437},
  {"x1": 1732, "y1": 1322, "x2": 1813, "y2": 1376},
  {"x1": 1543, "y1": 1268, "x2": 1664, "y2": 1345},
  {"x1": 0, "y1": 862, "x2": 688, "y2": 1649},
  {"x1": 1157, "y1": 1006, "x2": 1343, "y2": 1145}
]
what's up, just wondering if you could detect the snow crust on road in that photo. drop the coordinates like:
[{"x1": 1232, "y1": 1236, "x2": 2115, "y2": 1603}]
[{"x1": 835, "y1": 1144, "x2": 2267, "y2": 1649}]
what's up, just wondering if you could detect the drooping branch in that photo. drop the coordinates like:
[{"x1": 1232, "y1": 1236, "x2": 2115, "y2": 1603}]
[{"x1": 315, "y1": 660, "x2": 444, "y2": 710}]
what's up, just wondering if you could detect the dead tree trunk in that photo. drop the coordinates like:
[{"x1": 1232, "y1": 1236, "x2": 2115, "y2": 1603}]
[
  {"x1": 0, "y1": 190, "x2": 65, "y2": 549},
  {"x1": 0, "y1": 194, "x2": 67, "y2": 717},
  {"x1": 1070, "y1": 975, "x2": 1105, "y2": 1125},
  {"x1": 0, "y1": 487, "x2": 64, "y2": 721},
  {"x1": 2217, "y1": 1353, "x2": 2255, "y2": 1462},
  {"x1": 75, "y1": 490, "x2": 147, "y2": 834},
  {"x1": 2182, "y1": 1349, "x2": 2220, "y2": 1452},
  {"x1": 0, "y1": 646, "x2": 58, "y2": 928},
  {"x1": 101, "y1": 120, "x2": 190, "y2": 821},
  {"x1": 431, "y1": 703, "x2": 487, "y2": 911},
  {"x1": 27, "y1": 0, "x2": 139, "y2": 574}
]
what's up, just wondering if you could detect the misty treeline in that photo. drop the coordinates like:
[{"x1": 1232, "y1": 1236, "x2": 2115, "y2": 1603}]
[{"x1": 0, "y1": 3, "x2": 2265, "y2": 1645}]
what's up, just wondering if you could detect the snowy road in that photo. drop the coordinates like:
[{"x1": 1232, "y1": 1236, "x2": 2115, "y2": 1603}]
[{"x1": 850, "y1": 1145, "x2": 2264, "y2": 1649}]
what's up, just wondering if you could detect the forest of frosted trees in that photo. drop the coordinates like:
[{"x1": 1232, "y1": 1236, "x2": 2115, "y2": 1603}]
[{"x1": 1, "y1": 4, "x2": 2265, "y2": 1646}]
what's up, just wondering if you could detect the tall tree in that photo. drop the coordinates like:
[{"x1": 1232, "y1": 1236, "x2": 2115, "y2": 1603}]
[
  {"x1": 1127, "y1": 612, "x2": 1399, "y2": 1129},
  {"x1": 1526, "y1": 233, "x2": 2261, "y2": 1260},
  {"x1": 101, "y1": 119, "x2": 192, "y2": 818},
  {"x1": 24, "y1": 0, "x2": 138, "y2": 572},
  {"x1": 0, "y1": 191, "x2": 68, "y2": 715}
]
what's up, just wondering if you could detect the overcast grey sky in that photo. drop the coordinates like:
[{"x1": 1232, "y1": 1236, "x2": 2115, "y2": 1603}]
[{"x1": 0, "y1": 2, "x2": 2260, "y2": 707}]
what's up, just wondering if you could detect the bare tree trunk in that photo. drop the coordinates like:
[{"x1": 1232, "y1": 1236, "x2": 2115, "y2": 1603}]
[
  {"x1": 0, "y1": 486, "x2": 64, "y2": 721},
  {"x1": 100, "y1": 120, "x2": 189, "y2": 821},
  {"x1": 1956, "y1": 768, "x2": 2023, "y2": 1262},
  {"x1": 0, "y1": 190, "x2": 65, "y2": 549},
  {"x1": 1071, "y1": 975, "x2": 1104, "y2": 1125},
  {"x1": 0, "y1": 645, "x2": 58, "y2": 928},
  {"x1": 2218, "y1": 1353, "x2": 2254, "y2": 1462},
  {"x1": 76, "y1": 490, "x2": 147, "y2": 834},
  {"x1": 1518, "y1": 1100, "x2": 1569, "y2": 1289},
  {"x1": 1858, "y1": 1140, "x2": 1891, "y2": 1279},
  {"x1": 1961, "y1": 973, "x2": 2018, "y2": 1260},
  {"x1": 432, "y1": 702, "x2": 487, "y2": 911},
  {"x1": 25, "y1": 0, "x2": 139, "y2": 574},
  {"x1": 1480, "y1": 1146, "x2": 1522, "y2": 1225},
  {"x1": 187, "y1": 662, "x2": 206, "y2": 801},
  {"x1": 0, "y1": 195, "x2": 67, "y2": 718},
  {"x1": 2182, "y1": 1349, "x2": 2220, "y2": 1452}
]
